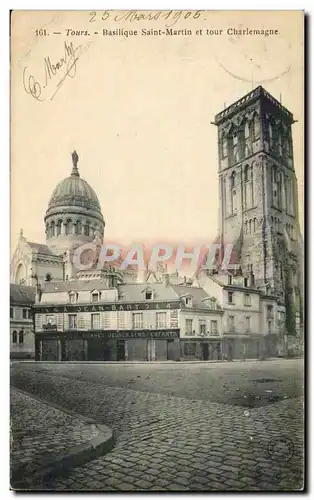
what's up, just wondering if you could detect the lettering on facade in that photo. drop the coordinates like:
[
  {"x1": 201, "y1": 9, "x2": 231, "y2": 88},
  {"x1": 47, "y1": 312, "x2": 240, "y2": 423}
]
[
  {"x1": 35, "y1": 301, "x2": 180, "y2": 314},
  {"x1": 37, "y1": 329, "x2": 180, "y2": 341}
]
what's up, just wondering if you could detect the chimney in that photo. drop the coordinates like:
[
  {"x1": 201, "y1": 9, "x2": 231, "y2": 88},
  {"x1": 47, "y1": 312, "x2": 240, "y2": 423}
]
[
  {"x1": 163, "y1": 273, "x2": 170, "y2": 287},
  {"x1": 109, "y1": 273, "x2": 118, "y2": 288}
]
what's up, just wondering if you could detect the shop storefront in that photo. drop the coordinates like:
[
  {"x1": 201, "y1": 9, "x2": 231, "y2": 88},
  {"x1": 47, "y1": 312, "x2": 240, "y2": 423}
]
[
  {"x1": 35, "y1": 329, "x2": 180, "y2": 362},
  {"x1": 222, "y1": 335, "x2": 266, "y2": 360},
  {"x1": 180, "y1": 339, "x2": 222, "y2": 361}
]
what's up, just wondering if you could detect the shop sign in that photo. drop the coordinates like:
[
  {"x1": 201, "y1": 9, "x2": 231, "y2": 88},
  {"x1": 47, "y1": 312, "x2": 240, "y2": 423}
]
[{"x1": 35, "y1": 301, "x2": 180, "y2": 314}]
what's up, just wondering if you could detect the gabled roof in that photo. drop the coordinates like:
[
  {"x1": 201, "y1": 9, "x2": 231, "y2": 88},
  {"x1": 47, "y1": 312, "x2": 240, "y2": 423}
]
[
  {"x1": 10, "y1": 284, "x2": 36, "y2": 305},
  {"x1": 27, "y1": 242, "x2": 59, "y2": 257}
]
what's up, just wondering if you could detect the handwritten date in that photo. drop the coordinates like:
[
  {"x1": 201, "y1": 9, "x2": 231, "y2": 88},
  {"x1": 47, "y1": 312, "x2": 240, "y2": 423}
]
[{"x1": 89, "y1": 10, "x2": 203, "y2": 28}]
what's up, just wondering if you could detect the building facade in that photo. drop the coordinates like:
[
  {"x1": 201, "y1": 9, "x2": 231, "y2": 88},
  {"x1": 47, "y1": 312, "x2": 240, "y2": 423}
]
[
  {"x1": 195, "y1": 271, "x2": 286, "y2": 358},
  {"x1": 33, "y1": 277, "x2": 224, "y2": 362},
  {"x1": 10, "y1": 285, "x2": 36, "y2": 359},
  {"x1": 213, "y1": 86, "x2": 303, "y2": 345}
]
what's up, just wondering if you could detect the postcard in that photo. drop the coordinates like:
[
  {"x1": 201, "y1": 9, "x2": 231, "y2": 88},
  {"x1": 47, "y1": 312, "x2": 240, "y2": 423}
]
[{"x1": 10, "y1": 10, "x2": 304, "y2": 492}]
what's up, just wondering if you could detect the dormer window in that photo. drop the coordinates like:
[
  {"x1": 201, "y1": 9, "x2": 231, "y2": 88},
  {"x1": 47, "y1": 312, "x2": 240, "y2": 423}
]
[
  {"x1": 91, "y1": 291, "x2": 101, "y2": 303},
  {"x1": 69, "y1": 291, "x2": 78, "y2": 304},
  {"x1": 185, "y1": 296, "x2": 192, "y2": 307},
  {"x1": 142, "y1": 287, "x2": 154, "y2": 301}
]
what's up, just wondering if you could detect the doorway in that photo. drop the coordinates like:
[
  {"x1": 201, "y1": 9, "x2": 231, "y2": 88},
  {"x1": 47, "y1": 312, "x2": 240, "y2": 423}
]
[
  {"x1": 116, "y1": 340, "x2": 126, "y2": 361},
  {"x1": 201, "y1": 343, "x2": 209, "y2": 361}
]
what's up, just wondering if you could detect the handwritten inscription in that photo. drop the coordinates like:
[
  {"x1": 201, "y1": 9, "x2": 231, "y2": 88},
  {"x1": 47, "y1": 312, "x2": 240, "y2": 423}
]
[
  {"x1": 89, "y1": 10, "x2": 203, "y2": 28},
  {"x1": 23, "y1": 40, "x2": 92, "y2": 102}
]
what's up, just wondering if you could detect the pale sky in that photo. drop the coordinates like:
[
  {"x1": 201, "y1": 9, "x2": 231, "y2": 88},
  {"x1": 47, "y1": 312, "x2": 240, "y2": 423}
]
[{"x1": 11, "y1": 10, "x2": 304, "y2": 254}]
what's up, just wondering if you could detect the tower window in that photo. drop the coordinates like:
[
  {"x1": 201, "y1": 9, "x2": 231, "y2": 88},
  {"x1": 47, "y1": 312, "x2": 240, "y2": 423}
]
[
  {"x1": 244, "y1": 122, "x2": 250, "y2": 139},
  {"x1": 222, "y1": 136, "x2": 228, "y2": 158},
  {"x1": 244, "y1": 165, "x2": 249, "y2": 182},
  {"x1": 231, "y1": 171, "x2": 236, "y2": 188},
  {"x1": 84, "y1": 223, "x2": 90, "y2": 236},
  {"x1": 75, "y1": 221, "x2": 82, "y2": 235},
  {"x1": 232, "y1": 133, "x2": 239, "y2": 163},
  {"x1": 253, "y1": 114, "x2": 260, "y2": 140},
  {"x1": 268, "y1": 122, "x2": 273, "y2": 147},
  {"x1": 12, "y1": 330, "x2": 17, "y2": 343},
  {"x1": 56, "y1": 220, "x2": 62, "y2": 236}
]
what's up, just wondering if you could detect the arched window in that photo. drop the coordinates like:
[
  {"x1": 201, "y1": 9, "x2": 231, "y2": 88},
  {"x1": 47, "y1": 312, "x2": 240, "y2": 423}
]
[
  {"x1": 244, "y1": 221, "x2": 248, "y2": 234},
  {"x1": 19, "y1": 330, "x2": 24, "y2": 344},
  {"x1": 253, "y1": 218, "x2": 257, "y2": 232},
  {"x1": 50, "y1": 221, "x2": 55, "y2": 237},
  {"x1": 84, "y1": 222, "x2": 90, "y2": 236},
  {"x1": 249, "y1": 220, "x2": 252, "y2": 234},
  {"x1": 67, "y1": 219, "x2": 73, "y2": 235},
  {"x1": 244, "y1": 122, "x2": 250, "y2": 140},
  {"x1": 56, "y1": 220, "x2": 62, "y2": 236},
  {"x1": 12, "y1": 331, "x2": 17, "y2": 343},
  {"x1": 222, "y1": 134, "x2": 228, "y2": 158},
  {"x1": 253, "y1": 114, "x2": 260, "y2": 140},
  {"x1": 244, "y1": 165, "x2": 249, "y2": 182},
  {"x1": 278, "y1": 128, "x2": 283, "y2": 156},
  {"x1": 230, "y1": 171, "x2": 236, "y2": 188},
  {"x1": 268, "y1": 121, "x2": 273, "y2": 147},
  {"x1": 232, "y1": 132, "x2": 239, "y2": 163}
]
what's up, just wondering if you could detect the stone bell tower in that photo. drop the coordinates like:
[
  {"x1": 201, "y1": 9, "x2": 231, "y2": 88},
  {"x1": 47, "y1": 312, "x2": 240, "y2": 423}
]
[{"x1": 214, "y1": 86, "x2": 303, "y2": 336}]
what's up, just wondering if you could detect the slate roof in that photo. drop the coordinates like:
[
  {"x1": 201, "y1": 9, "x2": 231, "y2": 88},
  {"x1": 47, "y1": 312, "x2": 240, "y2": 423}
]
[
  {"x1": 118, "y1": 283, "x2": 179, "y2": 302},
  {"x1": 10, "y1": 284, "x2": 36, "y2": 305},
  {"x1": 28, "y1": 242, "x2": 61, "y2": 258},
  {"x1": 42, "y1": 279, "x2": 110, "y2": 294},
  {"x1": 171, "y1": 285, "x2": 213, "y2": 310}
]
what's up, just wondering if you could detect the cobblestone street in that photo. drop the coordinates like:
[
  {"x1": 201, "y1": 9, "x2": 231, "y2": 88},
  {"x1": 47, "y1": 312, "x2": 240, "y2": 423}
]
[{"x1": 10, "y1": 359, "x2": 304, "y2": 491}]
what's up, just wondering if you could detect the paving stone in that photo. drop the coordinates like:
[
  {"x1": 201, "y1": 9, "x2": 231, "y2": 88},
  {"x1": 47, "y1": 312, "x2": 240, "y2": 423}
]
[{"x1": 11, "y1": 361, "x2": 304, "y2": 493}]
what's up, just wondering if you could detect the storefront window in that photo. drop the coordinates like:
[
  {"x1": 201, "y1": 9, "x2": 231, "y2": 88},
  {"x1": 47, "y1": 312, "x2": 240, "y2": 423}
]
[{"x1": 184, "y1": 342, "x2": 196, "y2": 357}]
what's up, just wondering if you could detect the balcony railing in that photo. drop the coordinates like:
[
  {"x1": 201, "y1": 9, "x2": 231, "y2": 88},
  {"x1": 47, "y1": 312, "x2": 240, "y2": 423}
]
[{"x1": 42, "y1": 324, "x2": 58, "y2": 330}]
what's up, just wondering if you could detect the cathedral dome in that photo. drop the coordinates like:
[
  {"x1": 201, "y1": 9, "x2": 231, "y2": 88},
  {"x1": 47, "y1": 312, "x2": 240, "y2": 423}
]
[
  {"x1": 44, "y1": 151, "x2": 105, "y2": 256},
  {"x1": 48, "y1": 175, "x2": 101, "y2": 212}
]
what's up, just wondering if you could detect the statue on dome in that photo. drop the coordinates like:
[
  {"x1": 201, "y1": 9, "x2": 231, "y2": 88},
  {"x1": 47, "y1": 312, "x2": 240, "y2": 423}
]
[{"x1": 72, "y1": 150, "x2": 79, "y2": 167}]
